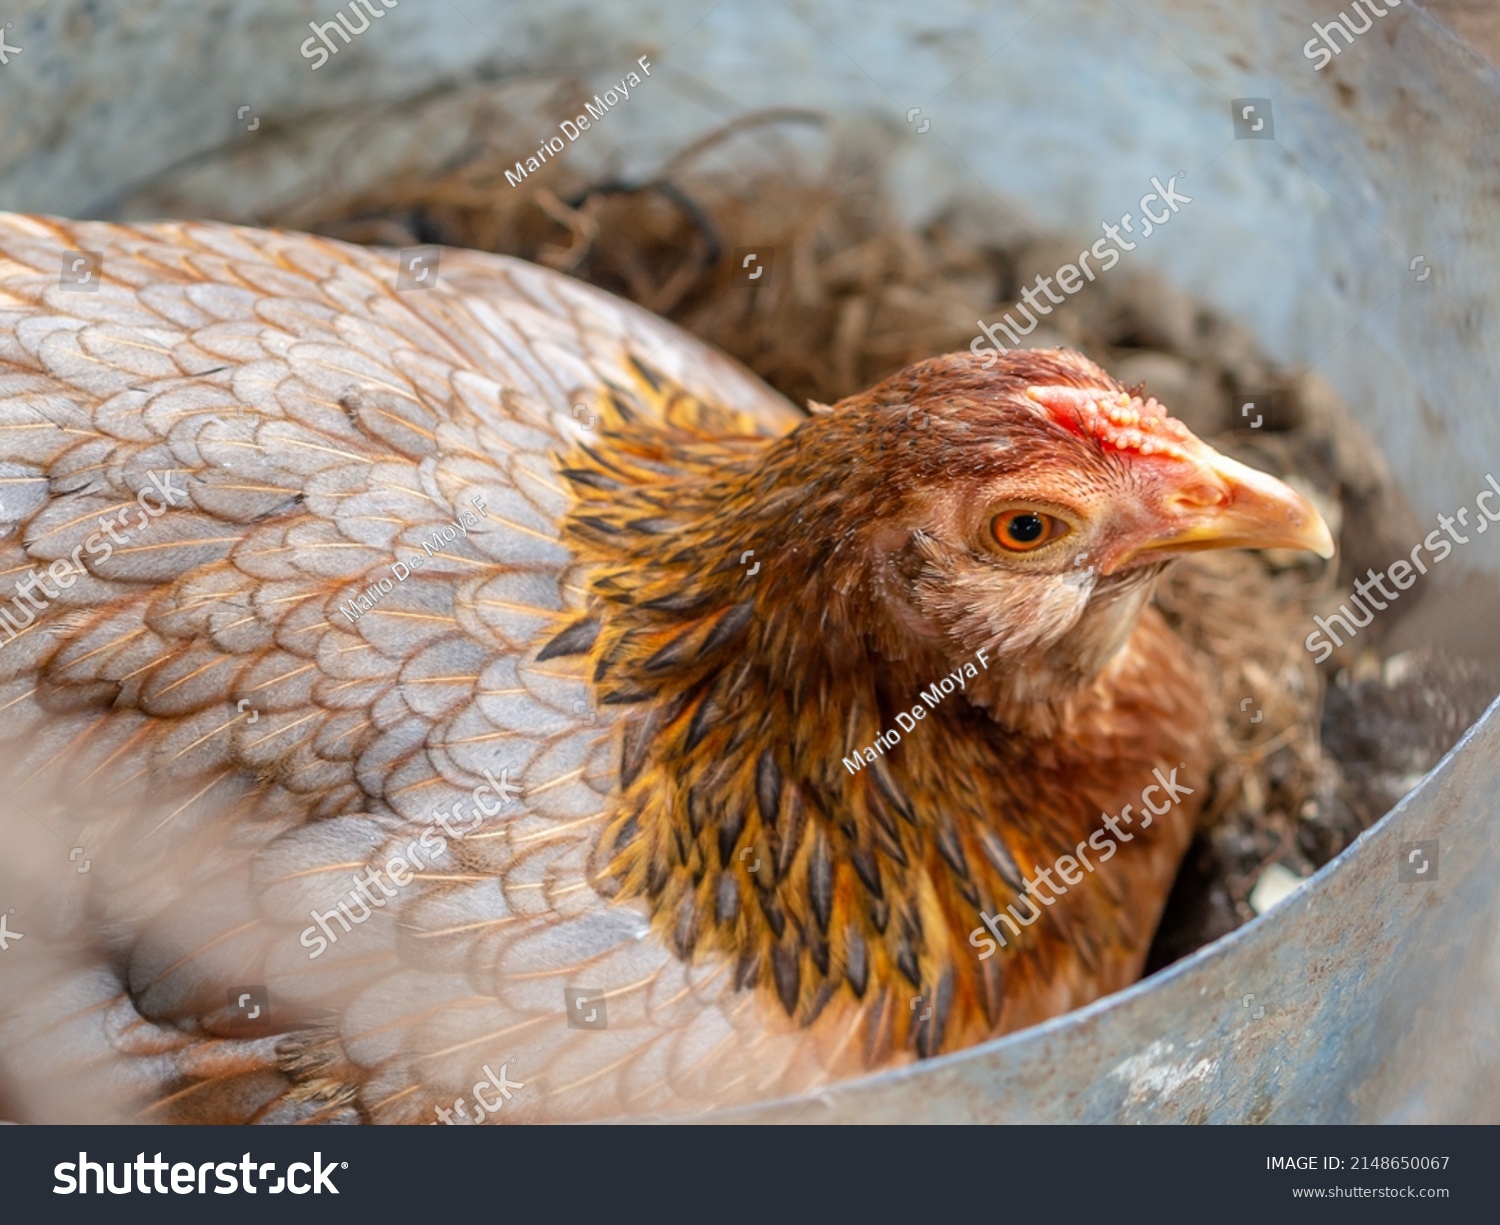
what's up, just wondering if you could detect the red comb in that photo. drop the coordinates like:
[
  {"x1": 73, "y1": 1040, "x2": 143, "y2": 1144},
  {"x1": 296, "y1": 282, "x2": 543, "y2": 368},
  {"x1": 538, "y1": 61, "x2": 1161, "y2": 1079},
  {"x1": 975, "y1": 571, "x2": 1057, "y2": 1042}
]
[{"x1": 1024, "y1": 385, "x2": 1196, "y2": 462}]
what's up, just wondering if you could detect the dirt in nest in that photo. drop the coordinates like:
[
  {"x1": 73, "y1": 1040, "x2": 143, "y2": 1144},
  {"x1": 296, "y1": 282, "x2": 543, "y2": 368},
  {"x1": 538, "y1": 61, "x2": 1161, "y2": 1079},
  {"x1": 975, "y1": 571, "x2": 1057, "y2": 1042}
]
[{"x1": 295, "y1": 112, "x2": 1500, "y2": 971}]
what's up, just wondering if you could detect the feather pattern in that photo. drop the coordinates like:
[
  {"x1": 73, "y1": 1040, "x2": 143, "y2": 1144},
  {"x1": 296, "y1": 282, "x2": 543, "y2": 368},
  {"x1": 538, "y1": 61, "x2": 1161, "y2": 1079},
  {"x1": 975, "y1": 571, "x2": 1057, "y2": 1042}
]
[
  {"x1": 0, "y1": 214, "x2": 823, "y2": 1124},
  {"x1": 0, "y1": 214, "x2": 1221, "y2": 1124}
]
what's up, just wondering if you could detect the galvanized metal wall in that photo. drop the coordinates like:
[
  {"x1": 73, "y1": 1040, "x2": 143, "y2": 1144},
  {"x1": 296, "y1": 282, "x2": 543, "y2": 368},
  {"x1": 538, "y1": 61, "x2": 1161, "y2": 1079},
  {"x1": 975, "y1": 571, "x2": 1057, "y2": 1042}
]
[{"x1": 1, "y1": 0, "x2": 1496, "y2": 1121}]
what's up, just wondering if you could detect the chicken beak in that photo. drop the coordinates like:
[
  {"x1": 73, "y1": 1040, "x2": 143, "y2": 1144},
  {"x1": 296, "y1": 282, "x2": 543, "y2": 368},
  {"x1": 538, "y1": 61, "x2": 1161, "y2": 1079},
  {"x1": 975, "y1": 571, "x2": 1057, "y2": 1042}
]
[{"x1": 1111, "y1": 447, "x2": 1336, "y2": 571}]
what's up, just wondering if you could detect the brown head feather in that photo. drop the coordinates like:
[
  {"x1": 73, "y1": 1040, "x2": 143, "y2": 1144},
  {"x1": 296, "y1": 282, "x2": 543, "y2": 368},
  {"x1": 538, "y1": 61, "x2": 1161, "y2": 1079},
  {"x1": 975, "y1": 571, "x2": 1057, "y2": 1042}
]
[{"x1": 555, "y1": 349, "x2": 1223, "y2": 1058}]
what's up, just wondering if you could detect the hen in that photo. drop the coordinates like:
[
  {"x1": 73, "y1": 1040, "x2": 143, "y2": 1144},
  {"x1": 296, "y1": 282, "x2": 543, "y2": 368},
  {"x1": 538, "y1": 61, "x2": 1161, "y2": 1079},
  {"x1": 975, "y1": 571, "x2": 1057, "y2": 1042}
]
[{"x1": 0, "y1": 214, "x2": 1331, "y2": 1123}]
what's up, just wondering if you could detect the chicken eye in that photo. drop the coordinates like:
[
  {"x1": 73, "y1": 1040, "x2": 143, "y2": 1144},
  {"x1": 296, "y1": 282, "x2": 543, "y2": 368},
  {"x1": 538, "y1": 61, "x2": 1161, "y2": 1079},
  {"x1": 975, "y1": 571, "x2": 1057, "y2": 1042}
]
[{"x1": 991, "y1": 509, "x2": 1069, "y2": 553}]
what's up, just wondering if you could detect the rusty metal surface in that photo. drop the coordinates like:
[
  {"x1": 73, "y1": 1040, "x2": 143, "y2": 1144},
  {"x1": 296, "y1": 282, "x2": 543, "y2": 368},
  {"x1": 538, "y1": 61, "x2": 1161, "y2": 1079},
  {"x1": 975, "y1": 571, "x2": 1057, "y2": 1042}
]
[
  {"x1": 1, "y1": 0, "x2": 1498, "y2": 1122},
  {"x1": 1421, "y1": 0, "x2": 1500, "y2": 67}
]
